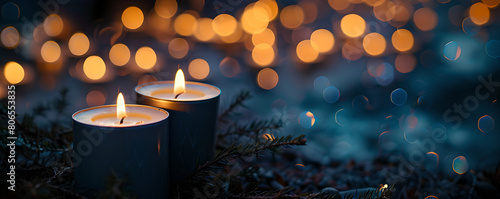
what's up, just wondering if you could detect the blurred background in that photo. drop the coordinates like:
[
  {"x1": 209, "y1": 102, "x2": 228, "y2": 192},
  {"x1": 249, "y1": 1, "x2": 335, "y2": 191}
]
[{"x1": 1, "y1": 0, "x2": 499, "y2": 180}]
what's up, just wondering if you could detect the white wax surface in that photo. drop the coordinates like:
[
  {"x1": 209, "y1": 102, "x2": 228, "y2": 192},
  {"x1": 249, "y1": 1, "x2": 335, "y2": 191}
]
[
  {"x1": 73, "y1": 105, "x2": 168, "y2": 127},
  {"x1": 136, "y1": 81, "x2": 220, "y2": 101}
]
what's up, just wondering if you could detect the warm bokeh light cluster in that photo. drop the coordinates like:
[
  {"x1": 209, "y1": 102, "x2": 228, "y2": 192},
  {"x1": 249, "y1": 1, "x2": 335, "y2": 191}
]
[
  {"x1": 294, "y1": 29, "x2": 335, "y2": 63},
  {"x1": 0, "y1": 0, "x2": 498, "y2": 92}
]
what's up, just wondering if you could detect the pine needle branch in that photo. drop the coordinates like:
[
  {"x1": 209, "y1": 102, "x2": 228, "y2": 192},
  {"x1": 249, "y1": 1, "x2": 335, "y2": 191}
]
[
  {"x1": 219, "y1": 91, "x2": 251, "y2": 121},
  {"x1": 218, "y1": 118, "x2": 284, "y2": 139},
  {"x1": 192, "y1": 134, "x2": 307, "y2": 178}
]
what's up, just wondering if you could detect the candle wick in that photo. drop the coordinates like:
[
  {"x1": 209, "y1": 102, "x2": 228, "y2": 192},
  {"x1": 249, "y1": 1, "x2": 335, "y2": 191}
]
[
  {"x1": 174, "y1": 92, "x2": 184, "y2": 99},
  {"x1": 120, "y1": 116, "x2": 127, "y2": 125}
]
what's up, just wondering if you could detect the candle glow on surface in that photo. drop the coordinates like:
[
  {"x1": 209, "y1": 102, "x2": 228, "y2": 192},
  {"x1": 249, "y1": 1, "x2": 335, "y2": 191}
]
[
  {"x1": 136, "y1": 80, "x2": 220, "y2": 101},
  {"x1": 73, "y1": 102, "x2": 168, "y2": 127},
  {"x1": 174, "y1": 69, "x2": 186, "y2": 98}
]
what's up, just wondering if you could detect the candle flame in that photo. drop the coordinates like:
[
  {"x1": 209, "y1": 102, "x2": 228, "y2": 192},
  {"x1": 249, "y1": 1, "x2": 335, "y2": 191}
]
[
  {"x1": 174, "y1": 69, "x2": 185, "y2": 98},
  {"x1": 117, "y1": 93, "x2": 127, "y2": 119}
]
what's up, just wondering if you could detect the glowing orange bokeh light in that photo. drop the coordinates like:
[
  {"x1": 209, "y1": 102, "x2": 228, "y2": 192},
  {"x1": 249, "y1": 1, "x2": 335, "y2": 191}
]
[
  {"x1": 122, "y1": 6, "x2": 144, "y2": 29},
  {"x1": 341, "y1": 14, "x2": 366, "y2": 37},
  {"x1": 391, "y1": 29, "x2": 414, "y2": 52}
]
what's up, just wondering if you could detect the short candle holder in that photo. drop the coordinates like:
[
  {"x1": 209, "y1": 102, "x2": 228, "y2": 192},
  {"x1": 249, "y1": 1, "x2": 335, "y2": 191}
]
[{"x1": 72, "y1": 104, "x2": 169, "y2": 198}]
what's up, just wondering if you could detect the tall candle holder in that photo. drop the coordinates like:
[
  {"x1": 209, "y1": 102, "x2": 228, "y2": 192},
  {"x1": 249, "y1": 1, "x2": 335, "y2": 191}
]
[{"x1": 135, "y1": 75, "x2": 220, "y2": 182}]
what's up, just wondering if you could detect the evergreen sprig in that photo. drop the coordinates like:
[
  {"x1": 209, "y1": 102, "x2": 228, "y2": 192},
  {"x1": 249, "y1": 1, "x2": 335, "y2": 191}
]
[
  {"x1": 218, "y1": 118, "x2": 284, "y2": 140},
  {"x1": 219, "y1": 91, "x2": 251, "y2": 122},
  {"x1": 195, "y1": 134, "x2": 307, "y2": 177}
]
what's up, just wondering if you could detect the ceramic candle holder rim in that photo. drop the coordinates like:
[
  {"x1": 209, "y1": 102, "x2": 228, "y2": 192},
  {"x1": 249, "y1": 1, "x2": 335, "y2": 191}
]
[
  {"x1": 135, "y1": 81, "x2": 221, "y2": 102},
  {"x1": 72, "y1": 104, "x2": 169, "y2": 128}
]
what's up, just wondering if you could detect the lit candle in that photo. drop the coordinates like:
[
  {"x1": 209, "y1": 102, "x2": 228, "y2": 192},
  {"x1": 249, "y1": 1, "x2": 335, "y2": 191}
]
[
  {"x1": 72, "y1": 93, "x2": 169, "y2": 198},
  {"x1": 135, "y1": 69, "x2": 221, "y2": 181}
]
